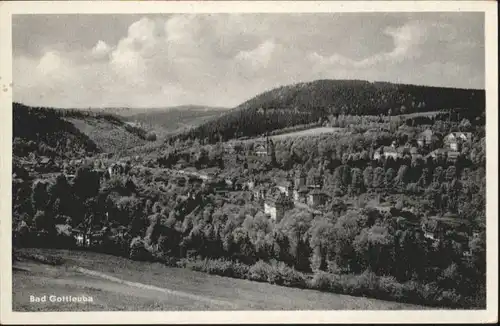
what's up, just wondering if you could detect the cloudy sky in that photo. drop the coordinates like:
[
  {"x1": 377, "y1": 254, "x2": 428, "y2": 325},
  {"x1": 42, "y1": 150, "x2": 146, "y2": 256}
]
[{"x1": 13, "y1": 13, "x2": 484, "y2": 109}]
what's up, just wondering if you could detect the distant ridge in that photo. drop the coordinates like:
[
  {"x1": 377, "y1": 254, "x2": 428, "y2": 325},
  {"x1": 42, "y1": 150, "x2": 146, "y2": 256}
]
[
  {"x1": 12, "y1": 102, "x2": 150, "y2": 158},
  {"x1": 172, "y1": 79, "x2": 485, "y2": 143}
]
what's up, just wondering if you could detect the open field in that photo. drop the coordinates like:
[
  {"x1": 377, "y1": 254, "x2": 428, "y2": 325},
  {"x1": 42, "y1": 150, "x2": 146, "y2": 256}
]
[
  {"x1": 240, "y1": 127, "x2": 346, "y2": 143},
  {"x1": 13, "y1": 248, "x2": 426, "y2": 311},
  {"x1": 269, "y1": 127, "x2": 346, "y2": 140},
  {"x1": 396, "y1": 111, "x2": 443, "y2": 119}
]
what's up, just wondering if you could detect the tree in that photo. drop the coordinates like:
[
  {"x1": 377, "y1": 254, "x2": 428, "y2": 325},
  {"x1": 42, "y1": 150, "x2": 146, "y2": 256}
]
[
  {"x1": 353, "y1": 223, "x2": 395, "y2": 275},
  {"x1": 433, "y1": 166, "x2": 444, "y2": 184},
  {"x1": 468, "y1": 231, "x2": 486, "y2": 276},
  {"x1": 143, "y1": 199, "x2": 153, "y2": 216},
  {"x1": 115, "y1": 196, "x2": 143, "y2": 226},
  {"x1": 200, "y1": 147, "x2": 211, "y2": 167},
  {"x1": 31, "y1": 180, "x2": 49, "y2": 212},
  {"x1": 363, "y1": 166, "x2": 374, "y2": 189},
  {"x1": 73, "y1": 166, "x2": 100, "y2": 200},
  {"x1": 384, "y1": 168, "x2": 396, "y2": 188},
  {"x1": 277, "y1": 209, "x2": 314, "y2": 271},
  {"x1": 129, "y1": 236, "x2": 150, "y2": 261},
  {"x1": 350, "y1": 168, "x2": 364, "y2": 194},
  {"x1": 33, "y1": 210, "x2": 55, "y2": 234},
  {"x1": 373, "y1": 167, "x2": 385, "y2": 189},
  {"x1": 395, "y1": 165, "x2": 410, "y2": 187},
  {"x1": 331, "y1": 210, "x2": 368, "y2": 273},
  {"x1": 458, "y1": 118, "x2": 472, "y2": 132},
  {"x1": 145, "y1": 131, "x2": 157, "y2": 141},
  {"x1": 276, "y1": 148, "x2": 293, "y2": 170},
  {"x1": 308, "y1": 216, "x2": 336, "y2": 271},
  {"x1": 445, "y1": 166, "x2": 457, "y2": 182}
]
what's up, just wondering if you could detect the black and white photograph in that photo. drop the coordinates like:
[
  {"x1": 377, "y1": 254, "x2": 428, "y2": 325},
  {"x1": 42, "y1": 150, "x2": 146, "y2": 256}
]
[{"x1": 0, "y1": 1, "x2": 498, "y2": 324}]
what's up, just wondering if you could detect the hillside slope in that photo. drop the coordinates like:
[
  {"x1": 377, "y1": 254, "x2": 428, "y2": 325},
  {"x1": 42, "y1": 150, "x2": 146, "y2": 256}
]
[
  {"x1": 123, "y1": 106, "x2": 229, "y2": 133},
  {"x1": 13, "y1": 103, "x2": 149, "y2": 159},
  {"x1": 174, "y1": 79, "x2": 484, "y2": 142}
]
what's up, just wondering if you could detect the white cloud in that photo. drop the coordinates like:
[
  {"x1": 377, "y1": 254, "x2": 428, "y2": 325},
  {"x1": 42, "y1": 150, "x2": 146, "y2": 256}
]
[
  {"x1": 37, "y1": 51, "x2": 61, "y2": 73},
  {"x1": 308, "y1": 21, "x2": 427, "y2": 69},
  {"x1": 13, "y1": 14, "x2": 485, "y2": 109},
  {"x1": 235, "y1": 40, "x2": 278, "y2": 70},
  {"x1": 91, "y1": 40, "x2": 111, "y2": 59}
]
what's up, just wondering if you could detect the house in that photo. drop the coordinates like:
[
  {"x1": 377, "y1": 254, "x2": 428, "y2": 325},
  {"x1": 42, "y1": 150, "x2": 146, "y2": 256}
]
[
  {"x1": 409, "y1": 147, "x2": 423, "y2": 160},
  {"x1": 253, "y1": 188, "x2": 266, "y2": 204},
  {"x1": 223, "y1": 143, "x2": 235, "y2": 154},
  {"x1": 374, "y1": 145, "x2": 399, "y2": 160},
  {"x1": 72, "y1": 228, "x2": 90, "y2": 247},
  {"x1": 233, "y1": 179, "x2": 244, "y2": 191},
  {"x1": 417, "y1": 129, "x2": 435, "y2": 147},
  {"x1": 176, "y1": 158, "x2": 188, "y2": 169},
  {"x1": 39, "y1": 156, "x2": 53, "y2": 166},
  {"x1": 176, "y1": 176, "x2": 187, "y2": 187},
  {"x1": 396, "y1": 146, "x2": 411, "y2": 158},
  {"x1": 37, "y1": 156, "x2": 55, "y2": 172},
  {"x1": 188, "y1": 176, "x2": 204, "y2": 187},
  {"x1": 446, "y1": 150, "x2": 461, "y2": 162},
  {"x1": 427, "y1": 148, "x2": 448, "y2": 160},
  {"x1": 444, "y1": 132, "x2": 473, "y2": 151},
  {"x1": 307, "y1": 190, "x2": 329, "y2": 208},
  {"x1": 294, "y1": 170, "x2": 307, "y2": 190},
  {"x1": 208, "y1": 178, "x2": 228, "y2": 193},
  {"x1": 264, "y1": 193, "x2": 294, "y2": 222},
  {"x1": 293, "y1": 186, "x2": 309, "y2": 203},
  {"x1": 225, "y1": 178, "x2": 234, "y2": 188},
  {"x1": 373, "y1": 148, "x2": 382, "y2": 160},
  {"x1": 66, "y1": 174, "x2": 76, "y2": 181},
  {"x1": 114, "y1": 225, "x2": 128, "y2": 237},
  {"x1": 421, "y1": 216, "x2": 470, "y2": 244},
  {"x1": 108, "y1": 163, "x2": 124, "y2": 177},
  {"x1": 254, "y1": 144, "x2": 268, "y2": 157},
  {"x1": 55, "y1": 224, "x2": 72, "y2": 237},
  {"x1": 245, "y1": 179, "x2": 256, "y2": 191},
  {"x1": 427, "y1": 148, "x2": 460, "y2": 162},
  {"x1": 276, "y1": 180, "x2": 293, "y2": 197}
]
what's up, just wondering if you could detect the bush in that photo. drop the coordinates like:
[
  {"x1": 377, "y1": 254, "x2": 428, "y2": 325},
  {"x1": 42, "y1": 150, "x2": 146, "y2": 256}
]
[
  {"x1": 248, "y1": 260, "x2": 273, "y2": 283},
  {"x1": 129, "y1": 237, "x2": 150, "y2": 261},
  {"x1": 146, "y1": 132, "x2": 157, "y2": 142},
  {"x1": 274, "y1": 261, "x2": 307, "y2": 288},
  {"x1": 438, "y1": 289, "x2": 463, "y2": 307},
  {"x1": 417, "y1": 282, "x2": 441, "y2": 303},
  {"x1": 378, "y1": 275, "x2": 405, "y2": 301},
  {"x1": 309, "y1": 271, "x2": 335, "y2": 291},
  {"x1": 247, "y1": 260, "x2": 306, "y2": 288},
  {"x1": 17, "y1": 252, "x2": 65, "y2": 266},
  {"x1": 180, "y1": 258, "x2": 250, "y2": 279}
]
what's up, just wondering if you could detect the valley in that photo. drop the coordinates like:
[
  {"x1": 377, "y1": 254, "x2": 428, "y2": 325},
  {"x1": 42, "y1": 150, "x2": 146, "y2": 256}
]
[{"x1": 11, "y1": 79, "x2": 487, "y2": 311}]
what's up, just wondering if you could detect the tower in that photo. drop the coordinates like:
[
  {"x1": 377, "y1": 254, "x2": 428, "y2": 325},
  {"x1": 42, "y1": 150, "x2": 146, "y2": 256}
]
[{"x1": 294, "y1": 169, "x2": 306, "y2": 190}]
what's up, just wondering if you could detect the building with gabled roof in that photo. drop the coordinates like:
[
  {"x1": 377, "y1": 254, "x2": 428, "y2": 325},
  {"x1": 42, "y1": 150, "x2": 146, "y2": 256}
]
[
  {"x1": 444, "y1": 132, "x2": 473, "y2": 151},
  {"x1": 307, "y1": 189, "x2": 330, "y2": 208},
  {"x1": 293, "y1": 186, "x2": 309, "y2": 203},
  {"x1": 264, "y1": 192, "x2": 294, "y2": 222},
  {"x1": 374, "y1": 145, "x2": 399, "y2": 160},
  {"x1": 417, "y1": 129, "x2": 435, "y2": 147},
  {"x1": 254, "y1": 144, "x2": 268, "y2": 156},
  {"x1": 276, "y1": 179, "x2": 293, "y2": 197}
]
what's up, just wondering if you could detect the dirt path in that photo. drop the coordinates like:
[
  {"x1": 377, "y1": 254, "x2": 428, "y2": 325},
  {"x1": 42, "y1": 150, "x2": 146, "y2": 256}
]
[{"x1": 72, "y1": 266, "x2": 238, "y2": 309}]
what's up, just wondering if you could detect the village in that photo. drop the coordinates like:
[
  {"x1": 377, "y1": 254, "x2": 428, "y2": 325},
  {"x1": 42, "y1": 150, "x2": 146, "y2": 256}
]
[{"x1": 19, "y1": 127, "x2": 473, "y2": 259}]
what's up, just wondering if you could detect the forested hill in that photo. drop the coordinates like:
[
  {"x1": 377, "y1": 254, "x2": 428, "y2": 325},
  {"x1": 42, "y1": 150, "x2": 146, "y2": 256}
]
[
  {"x1": 173, "y1": 79, "x2": 485, "y2": 143},
  {"x1": 12, "y1": 102, "x2": 150, "y2": 159}
]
